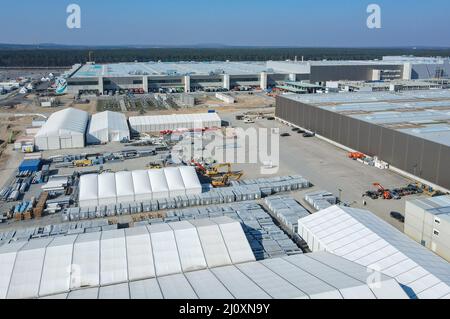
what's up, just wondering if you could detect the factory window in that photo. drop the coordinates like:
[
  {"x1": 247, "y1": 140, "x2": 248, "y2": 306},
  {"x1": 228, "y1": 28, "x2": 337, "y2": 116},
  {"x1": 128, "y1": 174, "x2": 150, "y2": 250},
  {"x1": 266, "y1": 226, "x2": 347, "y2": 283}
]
[
  {"x1": 68, "y1": 80, "x2": 99, "y2": 86},
  {"x1": 232, "y1": 78, "x2": 259, "y2": 82},
  {"x1": 433, "y1": 229, "x2": 440, "y2": 236},
  {"x1": 103, "y1": 80, "x2": 111, "y2": 85},
  {"x1": 191, "y1": 78, "x2": 222, "y2": 83},
  {"x1": 133, "y1": 80, "x2": 143, "y2": 84},
  {"x1": 149, "y1": 79, "x2": 182, "y2": 84}
]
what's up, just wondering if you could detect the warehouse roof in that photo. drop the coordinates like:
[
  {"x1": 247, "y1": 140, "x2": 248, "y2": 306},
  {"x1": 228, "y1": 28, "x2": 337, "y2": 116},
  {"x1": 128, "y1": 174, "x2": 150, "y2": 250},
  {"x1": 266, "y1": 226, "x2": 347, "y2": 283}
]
[
  {"x1": 87, "y1": 111, "x2": 129, "y2": 135},
  {"x1": 0, "y1": 217, "x2": 255, "y2": 299},
  {"x1": 297, "y1": 205, "x2": 450, "y2": 299},
  {"x1": 35, "y1": 108, "x2": 89, "y2": 137},
  {"x1": 283, "y1": 89, "x2": 450, "y2": 105},
  {"x1": 129, "y1": 112, "x2": 221, "y2": 129},
  {"x1": 407, "y1": 196, "x2": 450, "y2": 223},
  {"x1": 71, "y1": 61, "x2": 272, "y2": 78},
  {"x1": 281, "y1": 89, "x2": 450, "y2": 147},
  {"x1": 78, "y1": 166, "x2": 202, "y2": 207},
  {"x1": 36, "y1": 252, "x2": 408, "y2": 299}
]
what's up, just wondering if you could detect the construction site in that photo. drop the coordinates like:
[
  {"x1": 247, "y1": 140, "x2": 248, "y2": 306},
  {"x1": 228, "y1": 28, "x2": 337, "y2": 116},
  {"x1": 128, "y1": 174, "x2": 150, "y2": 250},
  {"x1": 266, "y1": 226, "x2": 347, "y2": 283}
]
[{"x1": 0, "y1": 55, "x2": 450, "y2": 301}]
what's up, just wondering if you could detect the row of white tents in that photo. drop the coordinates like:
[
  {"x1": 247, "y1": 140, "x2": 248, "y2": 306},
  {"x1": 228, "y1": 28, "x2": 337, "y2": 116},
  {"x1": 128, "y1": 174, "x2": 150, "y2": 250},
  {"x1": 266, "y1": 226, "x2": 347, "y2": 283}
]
[
  {"x1": 128, "y1": 113, "x2": 222, "y2": 133},
  {"x1": 78, "y1": 166, "x2": 202, "y2": 208},
  {"x1": 34, "y1": 109, "x2": 221, "y2": 150}
]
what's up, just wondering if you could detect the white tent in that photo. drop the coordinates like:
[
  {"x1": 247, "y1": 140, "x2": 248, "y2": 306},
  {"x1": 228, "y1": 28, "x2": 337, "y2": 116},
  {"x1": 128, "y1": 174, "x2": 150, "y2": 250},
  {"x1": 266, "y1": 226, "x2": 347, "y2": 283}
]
[
  {"x1": 132, "y1": 170, "x2": 153, "y2": 202},
  {"x1": 97, "y1": 173, "x2": 117, "y2": 206},
  {"x1": 0, "y1": 217, "x2": 410, "y2": 299},
  {"x1": 115, "y1": 171, "x2": 135, "y2": 203},
  {"x1": 179, "y1": 166, "x2": 203, "y2": 195},
  {"x1": 35, "y1": 108, "x2": 89, "y2": 150},
  {"x1": 297, "y1": 205, "x2": 450, "y2": 299},
  {"x1": 128, "y1": 113, "x2": 221, "y2": 133},
  {"x1": 86, "y1": 111, "x2": 130, "y2": 144},
  {"x1": 147, "y1": 169, "x2": 170, "y2": 200},
  {"x1": 78, "y1": 174, "x2": 99, "y2": 207},
  {"x1": 78, "y1": 166, "x2": 201, "y2": 208},
  {"x1": 164, "y1": 167, "x2": 186, "y2": 197}
]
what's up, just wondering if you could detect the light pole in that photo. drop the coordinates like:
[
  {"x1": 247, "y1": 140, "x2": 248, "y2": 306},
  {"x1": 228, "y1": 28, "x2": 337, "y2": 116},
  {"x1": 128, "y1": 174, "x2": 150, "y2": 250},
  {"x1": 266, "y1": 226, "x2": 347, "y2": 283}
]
[{"x1": 338, "y1": 188, "x2": 342, "y2": 204}]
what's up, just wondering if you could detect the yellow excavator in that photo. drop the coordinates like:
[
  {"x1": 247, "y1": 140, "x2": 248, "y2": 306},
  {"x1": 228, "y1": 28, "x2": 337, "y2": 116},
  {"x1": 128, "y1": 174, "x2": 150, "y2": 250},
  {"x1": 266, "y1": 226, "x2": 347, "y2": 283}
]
[
  {"x1": 212, "y1": 171, "x2": 244, "y2": 188},
  {"x1": 192, "y1": 161, "x2": 234, "y2": 177}
]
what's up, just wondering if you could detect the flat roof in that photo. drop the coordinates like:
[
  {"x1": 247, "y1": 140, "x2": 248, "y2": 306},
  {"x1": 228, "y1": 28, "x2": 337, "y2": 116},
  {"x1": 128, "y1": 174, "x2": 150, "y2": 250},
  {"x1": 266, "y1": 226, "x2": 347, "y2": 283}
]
[
  {"x1": 71, "y1": 61, "x2": 274, "y2": 78},
  {"x1": 282, "y1": 89, "x2": 450, "y2": 147}
]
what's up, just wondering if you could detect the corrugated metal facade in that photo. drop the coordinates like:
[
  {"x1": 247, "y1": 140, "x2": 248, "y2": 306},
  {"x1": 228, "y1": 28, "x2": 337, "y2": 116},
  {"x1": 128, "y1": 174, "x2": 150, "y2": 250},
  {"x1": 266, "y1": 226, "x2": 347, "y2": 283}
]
[{"x1": 275, "y1": 96, "x2": 450, "y2": 190}]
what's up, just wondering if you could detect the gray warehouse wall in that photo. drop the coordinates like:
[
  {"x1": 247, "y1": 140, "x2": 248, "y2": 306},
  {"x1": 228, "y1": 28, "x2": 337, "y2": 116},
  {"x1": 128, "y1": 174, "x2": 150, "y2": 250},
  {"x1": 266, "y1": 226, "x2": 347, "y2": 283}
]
[
  {"x1": 310, "y1": 65, "x2": 403, "y2": 82},
  {"x1": 275, "y1": 96, "x2": 450, "y2": 190}
]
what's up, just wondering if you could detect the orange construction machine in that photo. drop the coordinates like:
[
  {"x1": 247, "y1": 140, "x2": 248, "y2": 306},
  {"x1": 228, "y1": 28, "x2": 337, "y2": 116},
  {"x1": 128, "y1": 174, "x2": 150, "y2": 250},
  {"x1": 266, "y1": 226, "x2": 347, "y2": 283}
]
[
  {"x1": 373, "y1": 183, "x2": 392, "y2": 200},
  {"x1": 348, "y1": 152, "x2": 366, "y2": 160}
]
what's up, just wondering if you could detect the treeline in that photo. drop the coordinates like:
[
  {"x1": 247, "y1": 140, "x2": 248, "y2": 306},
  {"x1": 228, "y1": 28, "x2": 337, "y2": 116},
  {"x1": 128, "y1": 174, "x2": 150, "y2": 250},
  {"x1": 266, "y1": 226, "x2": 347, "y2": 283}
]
[{"x1": 1, "y1": 48, "x2": 450, "y2": 67}]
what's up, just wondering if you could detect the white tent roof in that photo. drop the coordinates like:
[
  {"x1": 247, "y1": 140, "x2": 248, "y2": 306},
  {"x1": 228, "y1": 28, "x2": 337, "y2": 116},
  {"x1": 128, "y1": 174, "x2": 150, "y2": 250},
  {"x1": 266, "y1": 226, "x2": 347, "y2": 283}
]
[
  {"x1": 115, "y1": 171, "x2": 135, "y2": 200},
  {"x1": 128, "y1": 113, "x2": 222, "y2": 132},
  {"x1": 132, "y1": 170, "x2": 153, "y2": 198},
  {"x1": 297, "y1": 205, "x2": 450, "y2": 299},
  {"x1": 35, "y1": 108, "x2": 89, "y2": 137},
  {"x1": 147, "y1": 169, "x2": 169, "y2": 195},
  {"x1": 78, "y1": 166, "x2": 201, "y2": 208},
  {"x1": 39, "y1": 236, "x2": 77, "y2": 297},
  {"x1": 87, "y1": 111, "x2": 129, "y2": 135},
  {"x1": 169, "y1": 221, "x2": 208, "y2": 272},
  {"x1": 41, "y1": 252, "x2": 406, "y2": 299},
  {"x1": 164, "y1": 167, "x2": 186, "y2": 194},
  {"x1": 97, "y1": 173, "x2": 117, "y2": 202},
  {"x1": 178, "y1": 166, "x2": 203, "y2": 194},
  {"x1": 78, "y1": 174, "x2": 99, "y2": 205}
]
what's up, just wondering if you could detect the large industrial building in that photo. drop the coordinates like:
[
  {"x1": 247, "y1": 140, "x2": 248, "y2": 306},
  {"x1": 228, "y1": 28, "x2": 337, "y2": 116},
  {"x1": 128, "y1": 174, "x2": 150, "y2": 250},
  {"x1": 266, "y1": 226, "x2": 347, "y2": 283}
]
[
  {"x1": 78, "y1": 166, "x2": 202, "y2": 208},
  {"x1": 34, "y1": 108, "x2": 89, "y2": 150},
  {"x1": 297, "y1": 205, "x2": 450, "y2": 299},
  {"x1": 405, "y1": 196, "x2": 450, "y2": 262},
  {"x1": 275, "y1": 89, "x2": 450, "y2": 191},
  {"x1": 66, "y1": 56, "x2": 450, "y2": 95},
  {"x1": 0, "y1": 217, "x2": 409, "y2": 299}
]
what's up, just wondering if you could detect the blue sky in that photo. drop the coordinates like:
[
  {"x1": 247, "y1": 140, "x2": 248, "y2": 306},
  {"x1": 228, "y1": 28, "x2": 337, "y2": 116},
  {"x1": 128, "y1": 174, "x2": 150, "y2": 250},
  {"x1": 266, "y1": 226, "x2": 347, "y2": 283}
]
[{"x1": 0, "y1": 0, "x2": 449, "y2": 47}]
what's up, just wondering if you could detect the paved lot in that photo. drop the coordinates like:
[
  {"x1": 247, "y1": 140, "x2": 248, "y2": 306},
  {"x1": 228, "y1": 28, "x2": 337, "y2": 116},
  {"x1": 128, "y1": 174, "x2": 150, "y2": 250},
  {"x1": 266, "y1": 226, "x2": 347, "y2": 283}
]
[{"x1": 222, "y1": 111, "x2": 423, "y2": 231}]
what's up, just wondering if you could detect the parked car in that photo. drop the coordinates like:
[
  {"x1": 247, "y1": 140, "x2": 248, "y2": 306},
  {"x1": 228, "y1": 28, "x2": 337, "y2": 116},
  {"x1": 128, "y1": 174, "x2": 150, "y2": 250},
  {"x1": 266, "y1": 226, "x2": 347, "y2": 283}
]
[
  {"x1": 292, "y1": 127, "x2": 300, "y2": 132},
  {"x1": 390, "y1": 211, "x2": 405, "y2": 223},
  {"x1": 303, "y1": 132, "x2": 315, "y2": 138},
  {"x1": 281, "y1": 133, "x2": 291, "y2": 137}
]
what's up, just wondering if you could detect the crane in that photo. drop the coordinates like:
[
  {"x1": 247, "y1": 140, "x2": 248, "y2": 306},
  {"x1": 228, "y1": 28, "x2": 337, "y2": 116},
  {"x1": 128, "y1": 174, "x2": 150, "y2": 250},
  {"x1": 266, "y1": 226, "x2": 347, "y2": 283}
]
[{"x1": 373, "y1": 183, "x2": 392, "y2": 200}]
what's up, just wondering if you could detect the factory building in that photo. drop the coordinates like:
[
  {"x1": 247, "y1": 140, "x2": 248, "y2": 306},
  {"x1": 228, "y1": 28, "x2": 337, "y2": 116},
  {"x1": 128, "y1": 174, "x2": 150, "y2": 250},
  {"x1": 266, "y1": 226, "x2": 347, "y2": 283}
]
[
  {"x1": 67, "y1": 62, "x2": 276, "y2": 95},
  {"x1": 405, "y1": 196, "x2": 450, "y2": 262},
  {"x1": 297, "y1": 205, "x2": 450, "y2": 299},
  {"x1": 128, "y1": 112, "x2": 221, "y2": 133},
  {"x1": 86, "y1": 111, "x2": 130, "y2": 144},
  {"x1": 275, "y1": 90, "x2": 450, "y2": 191},
  {"x1": 66, "y1": 57, "x2": 450, "y2": 95},
  {"x1": 34, "y1": 108, "x2": 89, "y2": 150},
  {"x1": 78, "y1": 166, "x2": 202, "y2": 208},
  {"x1": 0, "y1": 216, "x2": 409, "y2": 299}
]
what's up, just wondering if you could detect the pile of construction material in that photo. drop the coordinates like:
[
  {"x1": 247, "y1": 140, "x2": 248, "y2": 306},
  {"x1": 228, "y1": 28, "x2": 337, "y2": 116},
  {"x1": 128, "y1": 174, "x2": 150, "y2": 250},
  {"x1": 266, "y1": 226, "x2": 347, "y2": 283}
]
[
  {"x1": 304, "y1": 190, "x2": 338, "y2": 210},
  {"x1": 0, "y1": 219, "x2": 112, "y2": 246},
  {"x1": 232, "y1": 175, "x2": 310, "y2": 196},
  {"x1": 265, "y1": 195, "x2": 310, "y2": 233},
  {"x1": 66, "y1": 184, "x2": 262, "y2": 221}
]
